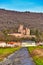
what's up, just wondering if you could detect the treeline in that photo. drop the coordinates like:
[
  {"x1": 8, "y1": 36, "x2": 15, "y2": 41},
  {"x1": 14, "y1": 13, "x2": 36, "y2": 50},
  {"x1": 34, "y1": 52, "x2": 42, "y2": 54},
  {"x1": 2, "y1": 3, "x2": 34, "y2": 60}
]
[{"x1": 30, "y1": 29, "x2": 43, "y2": 42}]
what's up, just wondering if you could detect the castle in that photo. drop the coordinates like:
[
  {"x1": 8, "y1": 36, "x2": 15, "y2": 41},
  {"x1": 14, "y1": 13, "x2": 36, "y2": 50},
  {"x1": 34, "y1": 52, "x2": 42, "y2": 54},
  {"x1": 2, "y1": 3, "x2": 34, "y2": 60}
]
[
  {"x1": 8, "y1": 24, "x2": 35, "y2": 38},
  {"x1": 18, "y1": 24, "x2": 30, "y2": 35}
]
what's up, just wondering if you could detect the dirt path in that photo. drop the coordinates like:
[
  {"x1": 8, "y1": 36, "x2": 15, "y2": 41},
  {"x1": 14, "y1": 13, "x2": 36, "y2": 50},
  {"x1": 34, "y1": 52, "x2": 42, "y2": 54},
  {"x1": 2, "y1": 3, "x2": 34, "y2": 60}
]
[{"x1": 0, "y1": 48, "x2": 35, "y2": 65}]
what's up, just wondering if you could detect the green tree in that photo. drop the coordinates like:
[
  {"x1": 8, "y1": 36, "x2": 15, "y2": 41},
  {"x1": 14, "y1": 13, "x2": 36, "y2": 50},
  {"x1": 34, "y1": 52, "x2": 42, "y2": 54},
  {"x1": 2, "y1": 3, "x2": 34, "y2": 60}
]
[
  {"x1": 35, "y1": 29, "x2": 43, "y2": 42},
  {"x1": 2, "y1": 29, "x2": 10, "y2": 43}
]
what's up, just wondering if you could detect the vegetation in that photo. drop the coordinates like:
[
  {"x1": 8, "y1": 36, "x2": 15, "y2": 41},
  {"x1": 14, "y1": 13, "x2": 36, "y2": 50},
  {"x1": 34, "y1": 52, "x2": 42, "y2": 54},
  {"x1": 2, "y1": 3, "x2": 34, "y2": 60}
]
[
  {"x1": 30, "y1": 29, "x2": 43, "y2": 42},
  {"x1": 2, "y1": 30, "x2": 10, "y2": 43},
  {"x1": 27, "y1": 46, "x2": 43, "y2": 65},
  {"x1": 0, "y1": 47, "x2": 21, "y2": 61}
]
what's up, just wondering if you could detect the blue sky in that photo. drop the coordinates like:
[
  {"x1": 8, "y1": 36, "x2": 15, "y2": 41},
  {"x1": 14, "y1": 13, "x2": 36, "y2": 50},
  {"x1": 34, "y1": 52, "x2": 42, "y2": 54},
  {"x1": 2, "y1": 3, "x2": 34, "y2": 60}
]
[{"x1": 0, "y1": 0, "x2": 43, "y2": 12}]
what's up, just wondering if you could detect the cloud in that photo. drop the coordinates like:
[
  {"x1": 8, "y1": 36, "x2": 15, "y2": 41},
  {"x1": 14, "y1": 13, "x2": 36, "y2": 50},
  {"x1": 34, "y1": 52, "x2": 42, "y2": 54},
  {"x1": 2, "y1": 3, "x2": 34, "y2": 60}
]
[{"x1": 28, "y1": 6, "x2": 43, "y2": 13}]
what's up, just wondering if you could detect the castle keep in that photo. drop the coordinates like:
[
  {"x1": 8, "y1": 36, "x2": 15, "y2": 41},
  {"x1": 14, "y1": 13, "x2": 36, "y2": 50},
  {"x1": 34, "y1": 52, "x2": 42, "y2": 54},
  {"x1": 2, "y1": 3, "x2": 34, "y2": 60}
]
[{"x1": 18, "y1": 24, "x2": 30, "y2": 35}]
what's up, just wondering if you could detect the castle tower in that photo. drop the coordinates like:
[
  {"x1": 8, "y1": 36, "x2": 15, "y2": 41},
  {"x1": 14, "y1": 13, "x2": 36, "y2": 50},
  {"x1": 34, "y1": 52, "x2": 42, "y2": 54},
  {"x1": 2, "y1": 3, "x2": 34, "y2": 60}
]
[
  {"x1": 26, "y1": 28, "x2": 30, "y2": 35},
  {"x1": 18, "y1": 24, "x2": 24, "y2": 34}
]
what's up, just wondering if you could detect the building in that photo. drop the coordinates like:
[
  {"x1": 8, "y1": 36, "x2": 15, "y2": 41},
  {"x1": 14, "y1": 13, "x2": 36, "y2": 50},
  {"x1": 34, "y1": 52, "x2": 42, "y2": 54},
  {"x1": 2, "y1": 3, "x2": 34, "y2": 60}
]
[
  {"x1": 22, "y1": 41, "x2": 36, "y2": 47},
  {"x1": 8, "y1": 33, "x2": 22, "y2": 37},
  {"x1": 26, "y1": 28, "x2": 30, "y2": 35},
  {"x1": 7, "y1": 42, "x2": 21, "y2": 47},
  {"x1": 8, "y1": 24, "x2": 36, "y2": 38},
  {"x1": 36, "y1": 42, "x2": 43, "y2": 46},
  {"x1": 0, "y1": 42, "x2": 6, "y2": 47},
  {"x1": 0, "y1": 42, "x2": 21, "y2": 47},
  {"x1": 18, "y1": 24, "x2": 24, "y2": 34},
  {"x1": 18, "y1": 24, "x2": 30, "y2": 35}
]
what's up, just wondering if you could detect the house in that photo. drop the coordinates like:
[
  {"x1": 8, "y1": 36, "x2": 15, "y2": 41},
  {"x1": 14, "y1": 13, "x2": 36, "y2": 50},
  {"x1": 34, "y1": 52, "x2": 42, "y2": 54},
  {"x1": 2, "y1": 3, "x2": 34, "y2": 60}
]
[
  {"x1": 7, "y1": 42, "x2": 21, "y2": 47},
  {"x1": 21, "y1": 41, "x2": 36, "y2": 47},
  {"x1": 36, "y1": 42, "x2": 43, "y2": 46},
  {"x1": 8, "y1": 33, "x2": 22, "y2": 37},
  {"x1": 0, "y1": 41, "x2": 21, "y2": 47},
  {"x1": 0, "y1": 42, "x2": 6, "y2": 47}
]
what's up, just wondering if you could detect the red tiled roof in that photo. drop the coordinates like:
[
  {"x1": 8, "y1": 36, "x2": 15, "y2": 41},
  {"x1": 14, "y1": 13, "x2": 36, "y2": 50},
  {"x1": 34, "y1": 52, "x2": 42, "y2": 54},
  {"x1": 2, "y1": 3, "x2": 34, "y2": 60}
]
[{"x1": 8, "y1": 42, "x2": 17, "y2": 44}]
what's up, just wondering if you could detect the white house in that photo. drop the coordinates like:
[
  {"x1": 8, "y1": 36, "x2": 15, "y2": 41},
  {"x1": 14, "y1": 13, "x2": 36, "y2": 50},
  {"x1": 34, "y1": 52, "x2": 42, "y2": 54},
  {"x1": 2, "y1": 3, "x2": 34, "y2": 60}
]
[
  {"x1": 22, "y1": 41, "x2": 36, "y2": 47},
  {"x1": 6, "y1": 44, "x2": 14, "y2": 47},
  {"x1": 36, "y1": 42, "x2": 43, "y2": 46},
  {"x1": 0, "y1": 42, "x2": 14, "y2": 47},
  {"x1": 0, "y1": 42, "x2": 6, "y2": 47}
]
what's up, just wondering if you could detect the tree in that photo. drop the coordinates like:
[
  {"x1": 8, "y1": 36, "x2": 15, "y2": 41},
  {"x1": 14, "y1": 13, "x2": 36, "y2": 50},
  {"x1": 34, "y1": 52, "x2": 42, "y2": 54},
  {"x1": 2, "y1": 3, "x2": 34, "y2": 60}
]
[
  {"x1": 30, "y1": 29, "x2": 35, "y2": 35},
  {"x1": 2, "y1": 29, "x2": 10, "y2": 43},
  {"x1": 35, "y1": 29, "x2": 43, "y2": 42}
]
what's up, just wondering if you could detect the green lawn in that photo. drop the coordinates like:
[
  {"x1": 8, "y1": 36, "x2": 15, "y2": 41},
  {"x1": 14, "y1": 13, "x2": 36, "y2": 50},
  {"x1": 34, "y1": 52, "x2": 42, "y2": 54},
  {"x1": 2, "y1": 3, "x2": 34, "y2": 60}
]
[
  {"x1": 0, "y1": 47, "x2": 21, "y2": 61},
  {"x1": 27, "y1": 46, "x2": 43, "y2": 65}
]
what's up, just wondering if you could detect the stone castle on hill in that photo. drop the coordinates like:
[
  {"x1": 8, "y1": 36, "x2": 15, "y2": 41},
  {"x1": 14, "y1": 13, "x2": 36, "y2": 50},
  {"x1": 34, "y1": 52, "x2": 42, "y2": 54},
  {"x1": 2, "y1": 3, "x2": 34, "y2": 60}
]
[{"x1": 8, "y1": 24, "x2": 35, "y2": 38}]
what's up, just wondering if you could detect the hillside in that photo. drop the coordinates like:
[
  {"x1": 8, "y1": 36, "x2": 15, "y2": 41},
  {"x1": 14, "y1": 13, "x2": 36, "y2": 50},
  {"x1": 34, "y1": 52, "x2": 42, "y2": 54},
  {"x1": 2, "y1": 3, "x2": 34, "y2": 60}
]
[{"x1": 0, "y1": 9, "x2": 43, "y2": 32}]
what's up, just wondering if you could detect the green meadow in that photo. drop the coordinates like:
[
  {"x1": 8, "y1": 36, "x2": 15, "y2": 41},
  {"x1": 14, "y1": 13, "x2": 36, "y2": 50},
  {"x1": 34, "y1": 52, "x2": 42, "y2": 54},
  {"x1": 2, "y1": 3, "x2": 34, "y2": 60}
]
[{"x1": 0, "y1": 47, "x2": 20, "y2": 61}]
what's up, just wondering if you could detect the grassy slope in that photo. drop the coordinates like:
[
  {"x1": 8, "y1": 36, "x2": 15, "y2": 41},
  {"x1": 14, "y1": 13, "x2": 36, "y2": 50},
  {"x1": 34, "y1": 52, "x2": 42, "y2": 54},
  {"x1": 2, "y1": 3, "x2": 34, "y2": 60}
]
[
  {"x1": 0, "y1": 47, "x2": 21, "y2": 61},
  {"x1": 27, "y1": 46, "x2": 43, "y2": 65}
]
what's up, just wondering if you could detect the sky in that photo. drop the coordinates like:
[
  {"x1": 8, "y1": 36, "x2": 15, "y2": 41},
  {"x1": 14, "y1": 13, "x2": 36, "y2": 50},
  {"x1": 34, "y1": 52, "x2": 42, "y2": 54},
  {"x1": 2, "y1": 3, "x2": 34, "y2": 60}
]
[{"x1": 0, "y1": 0, "x2": 43, "y2": 13}]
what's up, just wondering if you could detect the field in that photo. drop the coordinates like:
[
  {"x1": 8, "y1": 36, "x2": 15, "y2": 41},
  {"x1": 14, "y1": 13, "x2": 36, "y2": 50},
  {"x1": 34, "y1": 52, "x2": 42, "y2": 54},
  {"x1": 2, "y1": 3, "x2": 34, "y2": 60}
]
[
  {"x1": 27, "y1": 46, "x2": 43, "y2": 65},
  {"x1": 0, "y1": 47, "x2": 20, "y2": 61}
]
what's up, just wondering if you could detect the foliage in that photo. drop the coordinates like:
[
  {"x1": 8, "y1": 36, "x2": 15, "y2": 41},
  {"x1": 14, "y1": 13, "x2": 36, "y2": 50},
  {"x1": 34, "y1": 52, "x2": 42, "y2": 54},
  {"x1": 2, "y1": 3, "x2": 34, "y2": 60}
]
[
  {"x1": 2, "y1": 29, "x2": 10, "y2": 43},
  {"x1": 30, "y1": 29, "x2": 43, "y2": 42}
]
